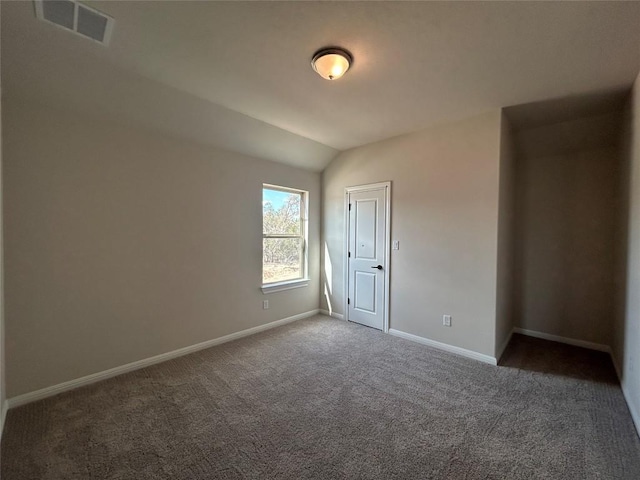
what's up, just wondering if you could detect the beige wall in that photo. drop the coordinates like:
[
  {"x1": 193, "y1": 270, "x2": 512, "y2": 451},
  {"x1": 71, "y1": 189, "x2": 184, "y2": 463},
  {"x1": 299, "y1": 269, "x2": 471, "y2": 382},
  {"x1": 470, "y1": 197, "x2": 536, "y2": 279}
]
[
  {"x1": 322, "y1": 112, "x2": 502, "y2": 357},
  {"x1": 614, "y1": 73, "x2": 640, "y2": 431},
  {"x1": 512, "y1": 116, "x2": 621, "y2": 346},
  {"x1": 3, "y1": 99, "x2": 321, "y2": 398},
  {"x1": 495, "y1": 113, "x2": 517, "y2": 357}
]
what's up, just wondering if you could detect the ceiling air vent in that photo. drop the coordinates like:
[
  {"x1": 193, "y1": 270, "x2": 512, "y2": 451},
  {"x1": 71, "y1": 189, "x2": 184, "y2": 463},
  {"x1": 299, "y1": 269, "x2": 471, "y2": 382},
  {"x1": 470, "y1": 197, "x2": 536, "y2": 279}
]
[{"x1": 34, "y1": 1, "x2": 114, "y2": 46}]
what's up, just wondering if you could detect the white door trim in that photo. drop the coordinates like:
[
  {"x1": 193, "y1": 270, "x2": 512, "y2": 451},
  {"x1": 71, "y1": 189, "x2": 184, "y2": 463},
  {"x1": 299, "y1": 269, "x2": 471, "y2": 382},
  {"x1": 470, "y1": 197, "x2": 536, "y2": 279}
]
[{"x1": 344, "y1": 181, "x2": 391, "y2": 332}]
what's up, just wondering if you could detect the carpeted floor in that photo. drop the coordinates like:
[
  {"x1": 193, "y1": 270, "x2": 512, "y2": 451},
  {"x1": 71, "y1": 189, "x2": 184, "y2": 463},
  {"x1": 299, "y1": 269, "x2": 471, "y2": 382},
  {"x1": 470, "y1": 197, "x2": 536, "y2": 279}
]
[{"x1": 2, "y1": 315, "x2": 639, "y2": 479}]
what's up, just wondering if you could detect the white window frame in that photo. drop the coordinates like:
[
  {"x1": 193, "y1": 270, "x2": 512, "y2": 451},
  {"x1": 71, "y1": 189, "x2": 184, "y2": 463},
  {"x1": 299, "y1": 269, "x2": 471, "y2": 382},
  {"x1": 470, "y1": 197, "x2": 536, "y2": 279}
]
[{"x1": 261, "y1": 184, "x2": 309, "y2": 294}]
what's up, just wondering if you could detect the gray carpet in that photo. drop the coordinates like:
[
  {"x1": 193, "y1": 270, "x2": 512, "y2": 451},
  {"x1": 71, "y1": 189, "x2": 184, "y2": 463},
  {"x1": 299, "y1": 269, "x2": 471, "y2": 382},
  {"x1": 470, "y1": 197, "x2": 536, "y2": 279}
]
[{"x1": 2, "y1": 315, "x2": 639, "y2": 479}]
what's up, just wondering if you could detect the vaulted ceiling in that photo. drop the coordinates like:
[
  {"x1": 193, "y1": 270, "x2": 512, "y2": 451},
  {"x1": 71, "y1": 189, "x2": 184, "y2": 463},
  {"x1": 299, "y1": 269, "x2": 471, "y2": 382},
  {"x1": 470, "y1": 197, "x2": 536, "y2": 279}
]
[{"x1": 3, "y1": 1, "x2": 640, "y2": 171}]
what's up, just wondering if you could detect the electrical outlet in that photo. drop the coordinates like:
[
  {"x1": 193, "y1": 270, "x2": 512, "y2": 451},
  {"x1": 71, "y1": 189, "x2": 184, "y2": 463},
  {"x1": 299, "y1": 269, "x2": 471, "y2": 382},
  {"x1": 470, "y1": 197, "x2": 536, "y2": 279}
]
[
  {"x1": 263, "y1": 300, "x2": 269, "y2": 310},
  {"x1": 443, "y1": 315, "x2": 452, "y2": 327}
]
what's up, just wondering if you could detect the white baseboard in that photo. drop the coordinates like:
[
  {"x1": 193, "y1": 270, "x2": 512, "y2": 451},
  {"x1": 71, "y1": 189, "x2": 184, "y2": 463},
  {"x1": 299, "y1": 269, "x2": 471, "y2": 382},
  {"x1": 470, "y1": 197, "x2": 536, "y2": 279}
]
[
  {"x1": 388, "y1": 329, "x2": 497, "y2": 365},
  {"x1": 610, "y1": 355, "x2": 640, "y2": 438},
  {"x1": 611, "y1": 352, "x2": 623, "y2": 381},
  {"x1": 513, "y1": 327, "x2": 611, "y2": 353},
  {"x1": 622, "y1": 384, "x2": 640, "y2": 438},
  {"x1": 496, "y1": 328, "x2": 514, "y2": 363},
  {"x1": 7, "y1": 309, "x2": 319, "y2": 409},
  {"x1": 319, "y1": 309, "x2": 345, "y2": 320},
  {"x1": 0, "y1": 399, "x2": 7, "y2": 440}
]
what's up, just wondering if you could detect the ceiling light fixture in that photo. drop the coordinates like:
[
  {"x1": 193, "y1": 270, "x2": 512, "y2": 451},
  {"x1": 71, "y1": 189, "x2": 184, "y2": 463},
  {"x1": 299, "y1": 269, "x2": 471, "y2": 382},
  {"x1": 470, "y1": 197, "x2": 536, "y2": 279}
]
[{"x1": 311, "y1": 48, "x2": 352, "y2": 80}]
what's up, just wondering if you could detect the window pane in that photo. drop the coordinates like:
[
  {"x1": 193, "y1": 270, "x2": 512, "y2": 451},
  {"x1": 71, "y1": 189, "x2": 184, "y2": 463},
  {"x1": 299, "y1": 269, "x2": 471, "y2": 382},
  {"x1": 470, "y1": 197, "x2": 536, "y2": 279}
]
[
  {"x1": 263, "y1": 237, "x2": 302, "y2": 283},
  {"x1": 263, "y1": 189, "x2": 301, "y2": 236}
]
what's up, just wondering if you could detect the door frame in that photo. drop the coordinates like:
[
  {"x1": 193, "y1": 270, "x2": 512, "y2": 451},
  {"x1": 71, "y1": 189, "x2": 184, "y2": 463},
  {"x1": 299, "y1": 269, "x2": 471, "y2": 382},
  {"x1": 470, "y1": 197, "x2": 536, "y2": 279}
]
[{"x1": 344, "y1": 181, "x2": 391, "y2": 332}]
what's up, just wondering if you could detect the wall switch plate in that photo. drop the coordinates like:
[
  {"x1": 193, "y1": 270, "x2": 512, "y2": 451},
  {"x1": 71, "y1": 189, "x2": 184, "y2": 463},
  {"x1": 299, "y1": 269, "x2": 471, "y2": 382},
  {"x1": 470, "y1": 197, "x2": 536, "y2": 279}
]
[
  {"x1": 263, "y1": 300, "x2": 269, "y2": 310},
  {"x1": 443, "y1": 315, "x2": 452, "y2": 327},
  {"x1": 392, "y1": 240, "x2": 400, "y2": 250}
]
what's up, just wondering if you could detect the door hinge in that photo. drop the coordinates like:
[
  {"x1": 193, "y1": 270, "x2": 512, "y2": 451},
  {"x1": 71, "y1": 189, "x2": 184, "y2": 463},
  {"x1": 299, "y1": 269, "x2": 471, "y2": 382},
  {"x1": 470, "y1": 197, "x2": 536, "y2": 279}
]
[
  {"x1": 348, "y1": 298, "x2": 350, "y2": 305},
  {"x1": 348, "y1": 251, "x2": 351, "y2": 258},
  {"x1": 349, "y1": 203, "x2": 352, "y2": 211}
]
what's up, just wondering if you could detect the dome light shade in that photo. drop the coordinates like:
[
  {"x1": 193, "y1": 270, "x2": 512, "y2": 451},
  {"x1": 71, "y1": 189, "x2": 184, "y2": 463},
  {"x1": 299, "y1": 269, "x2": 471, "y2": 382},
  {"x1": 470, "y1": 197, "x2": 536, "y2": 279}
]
[{"x1": 311, "y1": 48, "x2": 352, "y2": 80}]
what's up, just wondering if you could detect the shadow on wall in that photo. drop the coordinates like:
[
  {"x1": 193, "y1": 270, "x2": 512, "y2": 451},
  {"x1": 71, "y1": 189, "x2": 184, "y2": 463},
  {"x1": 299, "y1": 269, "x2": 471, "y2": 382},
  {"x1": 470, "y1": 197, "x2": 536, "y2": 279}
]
[
  {"x1": 503, "y1": 89, "x2": 629, "y2": 348},
  {"x1": 504, "y1": 88, "x2": 628, "y2": 131}
]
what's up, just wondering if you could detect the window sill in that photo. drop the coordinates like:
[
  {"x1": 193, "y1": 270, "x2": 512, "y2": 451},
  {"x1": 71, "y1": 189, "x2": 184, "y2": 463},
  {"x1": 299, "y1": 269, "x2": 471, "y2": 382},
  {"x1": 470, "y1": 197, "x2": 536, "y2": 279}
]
[{"x1": 262, "y1": 279, "x2": 309, "y2": 294}]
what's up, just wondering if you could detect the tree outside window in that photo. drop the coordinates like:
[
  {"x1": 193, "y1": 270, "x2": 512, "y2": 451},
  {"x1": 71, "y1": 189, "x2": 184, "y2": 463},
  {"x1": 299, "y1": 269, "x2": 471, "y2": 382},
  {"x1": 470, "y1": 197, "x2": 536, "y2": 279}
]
[{"x1": 263, "y1": 185, "x2": 308, "y2": 284}]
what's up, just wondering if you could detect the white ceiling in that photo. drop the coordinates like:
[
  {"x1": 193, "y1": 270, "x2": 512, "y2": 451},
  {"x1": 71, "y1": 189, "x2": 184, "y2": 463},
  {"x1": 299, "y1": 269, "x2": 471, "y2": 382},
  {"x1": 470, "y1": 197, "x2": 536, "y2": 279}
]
[{"x1": 2, "y1": 1, "x2": 640, "y2": 171}]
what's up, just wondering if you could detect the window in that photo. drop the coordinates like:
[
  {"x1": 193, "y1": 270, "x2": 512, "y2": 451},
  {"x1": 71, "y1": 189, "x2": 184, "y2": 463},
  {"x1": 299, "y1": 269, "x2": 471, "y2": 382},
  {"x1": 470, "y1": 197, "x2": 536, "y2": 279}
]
[{"x1": 262, "y1": 184, "x2": 309, "y2": 293}]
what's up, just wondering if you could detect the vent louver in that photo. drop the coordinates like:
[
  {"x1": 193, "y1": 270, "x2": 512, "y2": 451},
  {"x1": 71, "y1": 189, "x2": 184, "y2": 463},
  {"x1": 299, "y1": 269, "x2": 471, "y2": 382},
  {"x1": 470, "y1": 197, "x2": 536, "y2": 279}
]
[{"x1": 34, "y1": 0, "x2": 114, "y2": 46}]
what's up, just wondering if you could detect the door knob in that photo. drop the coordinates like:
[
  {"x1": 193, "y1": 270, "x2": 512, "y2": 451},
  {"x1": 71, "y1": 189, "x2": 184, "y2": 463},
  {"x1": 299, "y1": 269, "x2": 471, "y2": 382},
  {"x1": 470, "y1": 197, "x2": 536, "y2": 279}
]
[{"x1": 371, "y1": 265, "x2": 383, "y2": 270}]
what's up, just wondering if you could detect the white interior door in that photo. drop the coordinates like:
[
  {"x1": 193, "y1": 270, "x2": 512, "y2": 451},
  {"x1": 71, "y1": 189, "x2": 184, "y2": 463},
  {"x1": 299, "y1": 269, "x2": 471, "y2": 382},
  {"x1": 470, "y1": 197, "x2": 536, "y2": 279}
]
[{"x1": 347, "y1": 185, "x2": 388, "y2": 331}]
